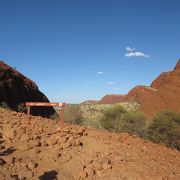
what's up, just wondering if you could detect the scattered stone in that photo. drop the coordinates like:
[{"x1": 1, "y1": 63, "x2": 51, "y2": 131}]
[
  {"x1": 60, "y1": 136, "x2": 67, "y2": 143},
  {"x1": 64, "y1": 142, "x2": 71, "y2": 148},
  {"x1": 69, "y1": 139, "x2": 76, "y2": 146},
  {"x1": 32, "y1": 148, "x2": 41, "y2": 155},
  {"x1": 93, "y1": 161, "x2": 102, "y2": 170},
  {"x1": 77, "y1": 170, "x2": 87, "y2": 180},
  {"x1": 46, "y1": 137, "x2": 57, "y2": 146},
  {"x1": 84, "y1": 167, "x2": 95, "y2": 177},
  {"x1": 27, "y1": 161, "x2": 38, "y2": 170},
  {"x1": 4, "y1": 156, "x2": 15, "y2": 164},
  {"x1": 102, "y1": 163, "x2": 112, "y2": 170},
  {"x1": 19, "y1": 144, "x2": 30, "y2": 151},
  {"x1": 75, "y1": 139, "x2": 81, "y2": 146},
  {"x1": 29, "y1": 140, "x2": 41, "y2": 148}
]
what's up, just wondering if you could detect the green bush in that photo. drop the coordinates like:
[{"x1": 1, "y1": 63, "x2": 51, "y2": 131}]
[
  {"x1": 100, "y1": 105, "x2": 127, "y2": 132},
  {"x1": 100, "y1": 105, "x2": 146, "y2": 135},
  {"x1": 146, "y1": 110, "x2": 180, "y2": 150},
  {"x1": 64, "y1": 104, "x2": 83, "y2": 125},
  {"x1": 119, "y1": 111, "x2": 146, "y2": 136}
]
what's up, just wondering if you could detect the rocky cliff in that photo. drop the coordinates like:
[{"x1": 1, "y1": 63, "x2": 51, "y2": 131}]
[{"x1": 0, "y1": 60, "x2": 55, "y2": 117}]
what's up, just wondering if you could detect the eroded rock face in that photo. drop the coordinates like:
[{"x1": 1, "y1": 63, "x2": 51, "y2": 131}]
[
  {"x1": 151, "y1": 71, "x2": 171, "y2": 89},
  {"x1": 126, "y1": 58, "x2": 180, "y2": 117},
  {"x1": 0, "y1": 60, "x2": 55, "y2": 117}
]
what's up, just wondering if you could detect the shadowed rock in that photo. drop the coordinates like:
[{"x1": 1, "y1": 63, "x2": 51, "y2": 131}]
[{"x1": 0, "y1": 60, "x2": 55, "y2": 117}]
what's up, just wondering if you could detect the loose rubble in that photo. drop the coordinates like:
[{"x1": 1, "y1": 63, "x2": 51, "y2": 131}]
[{"x1": 0, "y1": 107, "x2": 180, "y2": 179}]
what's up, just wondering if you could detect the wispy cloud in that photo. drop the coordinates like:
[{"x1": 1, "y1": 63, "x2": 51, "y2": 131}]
[
  {"x1": 126, "y1": 46, "x2": 135, "y2": 52},
  {"x1": 125, "y1": 52, "x2": 150, "y2": 58},
  {"x1": 125, "y1": 47, "x2": 150, "y2": 58},
  {"x1": 97, "y1": 71, "x2": 103, "y2": 75},
  {"x1": 108, "y1": 81, "x2": 115, "y2": 85}
]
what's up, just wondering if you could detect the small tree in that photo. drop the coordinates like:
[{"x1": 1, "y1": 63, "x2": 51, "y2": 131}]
[{"x1": 146, "y1": 110, "x2": 180, "y2": 150}]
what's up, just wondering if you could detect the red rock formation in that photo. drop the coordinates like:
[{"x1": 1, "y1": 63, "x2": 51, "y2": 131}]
[
  {"x1": 126, "y1": 58, "x2": 180, "y2": 117},
  {"x1": 0, "y1": 60, "x2": 55, "y2": 117},
  {"x1": 151, "y1": 72, "x2": 171, "y2": 89},
  {"x1": 98, "y1": 94, "x2": 127, "y2": 104}
]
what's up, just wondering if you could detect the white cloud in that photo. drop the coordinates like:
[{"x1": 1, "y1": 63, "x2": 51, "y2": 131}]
[
  {"x1": 125, "y1": 47, "x2": 150, "y2": 58},
  {"x1": 126, "y1": 46, "x2": 135, "y2": 52},
  {"x1": 108, "y1": 81, "x2": 115, "y2": 85},
  {"x1": 125, "y1": 51, "x2": 150, "y2": 58},
  {"x1": 97, "y1": 71, "x2": 103, "y2": 75}
]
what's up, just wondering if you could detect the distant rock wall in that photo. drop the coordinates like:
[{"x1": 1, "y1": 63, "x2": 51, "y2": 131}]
[{"x1": 97, "y1": 94, "x2": 127, "y2": 104}]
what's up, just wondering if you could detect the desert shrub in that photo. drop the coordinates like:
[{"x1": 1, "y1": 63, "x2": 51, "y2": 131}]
[
  {"x1": 100, "y1": 105, "x2": 146, "y2": 135},
  {"x1": 146, "y1": 110, "x2": 180, "y2": 150},
  {"x1": 100, "y1": 105, "x2": 127, "y2": 132},
  {"x1": 118, "y1": 111, "x2": 146, "y2": 136},
  {"x1": 0, "y1": 102, "x2": 9, "y2": 109},
  {"x1": 64, "y1": 104, "x2": 83, "y2": 125},
  {"x1": 17, "y1": 103, "x2": 27, "y2": 112},
  {"x1": 82, "y1": 118, "x2": 103, "y2": 130}
]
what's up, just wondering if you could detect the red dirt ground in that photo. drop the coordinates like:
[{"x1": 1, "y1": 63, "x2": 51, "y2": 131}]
[{"x1": 0, "y1": 107, "x2": 180, "y2": 179}]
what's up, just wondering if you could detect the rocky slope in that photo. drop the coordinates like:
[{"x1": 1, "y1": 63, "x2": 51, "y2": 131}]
[
  {"x1": 151, "y1": 71, "x2": 171, "y2": 89},
  {"x1": 97, "y1": 94, "x2": 127, "y2": 104},
  {"x1": 0, "y1": 61, "x2": 55, "y2": 117},
  {"x1": 0, "y1": 107, "x2": 180, "y2": 179},
  {"x1": 126, "y1": 58, "x2": 180, "y2": 117}
]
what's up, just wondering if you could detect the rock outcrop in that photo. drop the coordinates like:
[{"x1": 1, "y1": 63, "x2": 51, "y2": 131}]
[
  {"x1": 126, "y1": 58, "x2": 180, "y2": 117},
  {"x1": 97, "y1": 94, "x2": 127, "y2": 104},
  {"x1": 151, "y1": 71, "x2": 171, "y2": 89},
  {"x1": 0, "y1": 60, "x2": 55, "y2": 117}
]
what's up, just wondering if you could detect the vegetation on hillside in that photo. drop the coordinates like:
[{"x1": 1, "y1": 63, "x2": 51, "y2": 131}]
[
  {"x1": 100, "y1": 105, "x2": 146, "y2": 136},
  {"x1": 64, "y1": 104, "x2": 83, "y2": 125},
  {"x1": 64, "y1": 103, "x2": 180, "y2": 151},
  {"x1": 146, "y1": 110, "x2": 180, "y2": 150},
  {"x1": 2, "y1": 100, "x2": 179, "y2": 151}
]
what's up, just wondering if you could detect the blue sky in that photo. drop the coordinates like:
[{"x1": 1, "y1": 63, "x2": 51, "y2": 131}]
[{"x1": 0, "y1": 0, "x2": 180, "y2": 103}]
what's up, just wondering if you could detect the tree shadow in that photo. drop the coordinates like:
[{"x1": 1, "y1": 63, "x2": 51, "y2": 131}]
[
  {"x1": 38, "y1": 170, "x2": 58, "y2": 180},
  {"x1": 0, "y1": 147, "x2": 16, "y2": 156}
]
